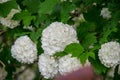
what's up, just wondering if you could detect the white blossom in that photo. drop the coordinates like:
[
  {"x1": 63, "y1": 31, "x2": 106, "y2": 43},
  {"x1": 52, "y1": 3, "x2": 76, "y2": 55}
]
[
  {"x1": 100, "y1": 8, "x2": 111, "y2": 19},
  {"x1": 38, "y1": 54, "x2": 58, "y2": 79},
  {"x1": 58, "y1": 54, "x2": 82, "y2": 75},
  {"x1": 98, "y1": 41, "x2": 120, "y2": 68},
  {"x1": 11, "y1": 35, "x2": 37, "y2": 64},
  {"x1": 41, "y1": 22, "x2": 79, "y2": 55},
  {"x1": 0, "y1": 0, "x2": 9, "y2": 3},
  {"x1": 0, "y1": 8, "x2": 20, "y2": 29}
]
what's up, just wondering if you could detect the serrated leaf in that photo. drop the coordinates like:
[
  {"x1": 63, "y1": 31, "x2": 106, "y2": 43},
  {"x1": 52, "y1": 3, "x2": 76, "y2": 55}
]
[
  {"x1": 38, "y1": 0, "x2": 59, "y2": 15},
  {"x1": 13, "y1": 10, "x2": 35, "y2": 26},
  {"x1": 82, "y1": 33, "x2": 97, "y2": 49},
  {"x1": 0, "y1": 0, "x2": 18, "y2": 17},
  {"x1": 22, "y1": 0, "x2": 40, "y2": 14},
  {"x1": 79, "y1": 53, "x2": 88, "y2": 64},
  {"x1": 88, "y1": 52, "x2": 95, "y2": 60},
  {"x1": 61, "y1": 2, "x2": 76, "y2": 23},
  {"x1": 64, "y1": 43, "x2": 84, "y2": 57},
  {"x1": 79, "y1": 51, "x2": 95, "y2": 64}
]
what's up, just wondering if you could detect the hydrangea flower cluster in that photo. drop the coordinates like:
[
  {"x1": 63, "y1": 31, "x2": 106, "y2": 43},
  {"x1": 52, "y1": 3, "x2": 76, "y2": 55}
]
[
  {"x1": 38, "y1": 22, "x2": 83, "y2": 79},
  {"x1": 38, "y1": 54, "x2": 58, "y2": 79},
  {"x1": 58, "y1": 54, "x2": 82, "y2": 75},
  {"x1": 0, "y1": 8, "x2": 20, "y2": 29},
  {"x1": 11, "y1": 35, "x2": 37, "y2": 64},
  {"x1": 41, "y1": 22, "x2": 79, "y2": 55},
  {"x1": 98, "y1": 41, "x2": 120, "y2": 68},
  {"x1": 100, "y1": 8, "x2": 111, "y2": 19}
]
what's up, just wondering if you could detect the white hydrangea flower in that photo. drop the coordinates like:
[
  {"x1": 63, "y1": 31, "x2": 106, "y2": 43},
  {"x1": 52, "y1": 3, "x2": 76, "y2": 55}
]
[
  {"x1": 58, "y1": 54, "x2": 82, "y2": 75},
  {"x1": 16, "y1": 67, "x2": 35, "y2": 80},
  {"x1": 41, "y1": 22, "x2": 79, "y2": 55},
  {"x1": 100, "y1": 8, "x2": 111, "y2": 19},
  {"x1": 0, "y1": 0, "x2": 9, "y2": 3},
  {"x1": 98, "y1": 41, "x2": 120, "y2": 68},
  {"x1": 0, "y1": 8, "x2": 20, "y2": 29},
  {"x1": 11, "y1": 35, "x2": 37, "y2": 64},
  {"x1": 38, "y1": 54, "x2": 58, "y2": 79}
]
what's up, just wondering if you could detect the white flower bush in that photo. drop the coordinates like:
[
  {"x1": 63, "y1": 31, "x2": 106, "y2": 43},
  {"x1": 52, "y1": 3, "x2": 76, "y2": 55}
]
[
  {"x1": 41, "y1": 22, "x2": 79, "y2": 55},
  {"x1": 38, "y1": 54, "x2": 58, "y2": 79},
  {"x1": 11, "y1": 35, "x2": 37, "y2": 64},
  {"x1": 98, "y1": 41, "x2": 120, "y2": 68},
  {"x1": 0, "y1": 8, "x2": 20, "y2": 29},
  {"x1": 100, "y1": 8, "x2": 111, "y2": 19},
  {"x1": 58, "y1": 54, "x2": 82, "y2": 75}
]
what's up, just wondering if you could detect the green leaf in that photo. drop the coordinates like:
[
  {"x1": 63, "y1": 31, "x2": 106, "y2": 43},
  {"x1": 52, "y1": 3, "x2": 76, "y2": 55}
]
[
  {"x1": 0, "y1": 0, "x2": 18, "y2": 17},
  {"x1": 88, "y1": 52, "x2": 95, "y2": 60},
  {"x1": 14, "y1": 32, "x2": 30, "y2": 39},
  {"x1": 61, "y1": 2, "x2": 76, "y2": 23},
  {"x1": 79, "y1": 53, "x2": 88, "y2": 64},
  {"x1": 100, "y1": 22, "x2": 117, "y2": 44},
  {"x1": 38, "y1": 0, "x2": 59, "y2": 15},
  {"x1": 54, "y1": 52, "x2": 68, "y2": 57},
  {"x1": 37, "y1": 41, "x2": 43, "y2": 55},
  {"x1": 22, "y1": 0, "x2": 41, "y2": 14},
  {"x1": 34, "y1": 15, "x2": 48, "y2": 27},
  {"x1": 30, "y1": 28, "x2": 43, "y2": 42},
  {"x1": 79, "y1": 52, "x2": 95, "y2": 64},
  {"x1": 13, "y1": 10, "x2": 35, "y2": 26},
  {"x1": 76, "y1": 22, "x2": 96, "y2": 40},
  {"x1": 64, "y1": 43, "x2": 84, "y2": 57},
  {"x1": 82, "y1": 33, "x2": 97, "y2": 49},
  {"x1": 99, "y1": 12, "x2": 120, "y2": 44},
  {"x1": 84, "y1": 6, "x2": 101, "y2": 23}
]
